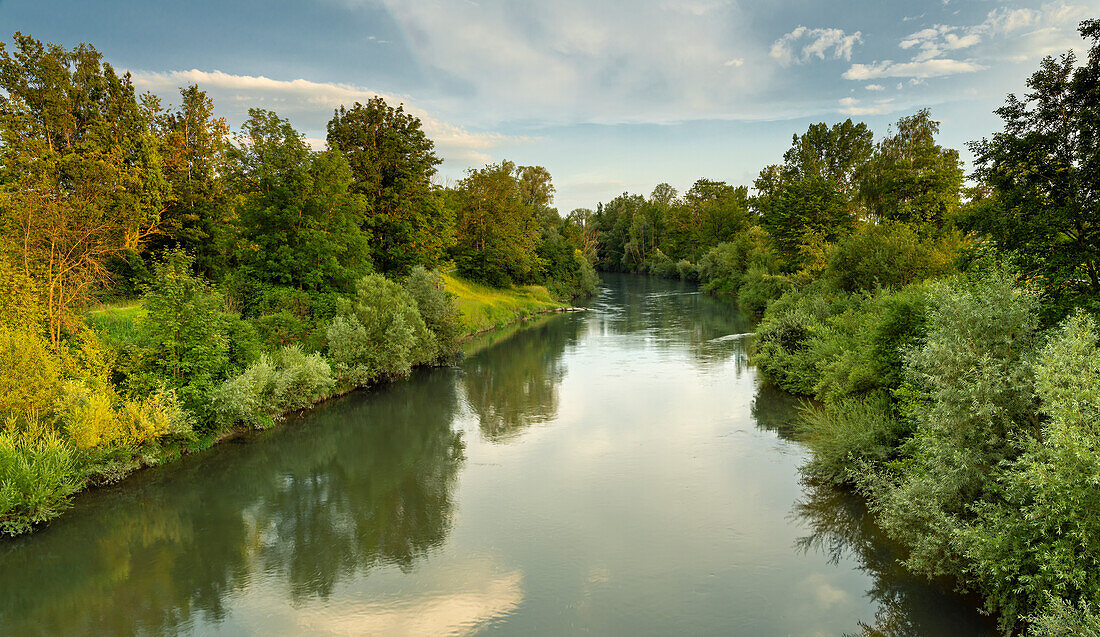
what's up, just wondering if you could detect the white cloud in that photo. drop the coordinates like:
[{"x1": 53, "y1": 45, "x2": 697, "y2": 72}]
[
  {"x1": 770, "y1": 26, "x2": 863, "y2": 66},
  {"x1": 837, "y1": 97, "x2": 896, "y2": 116},
  {"x1": 376, "y1": 0, "x2": 771, "y2": 125},
  {"x1": 864, "y1": 83, "x2": 885, "y2": 91},
  {"x1": 843, "y1": 58, "x2": 986, "y2": 80},
  {"x1": 129, "y1": 69, "x2": 527, "y2": 165}
]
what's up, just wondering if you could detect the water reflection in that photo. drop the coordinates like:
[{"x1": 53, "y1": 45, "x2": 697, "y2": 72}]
[
  {"x1": 590, "y1": 274, "x2": 754, "y2": 368},
  {"x1": 0, "y1": 368, "x2": 464, "y2": 635},
  {"x1": 462, "y1": 315, "x2": 583, "y2": 442},
  {"x1": 0, "y1": 274, "x2": 995, "y2": 637},
  {"x1": 793, "y1": 485, "x2": 995, "y2": 636}
]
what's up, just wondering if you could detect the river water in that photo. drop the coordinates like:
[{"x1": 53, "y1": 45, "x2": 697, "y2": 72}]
[{"x1": 0, "y1": 274, "x2": 995, "y2": 636}]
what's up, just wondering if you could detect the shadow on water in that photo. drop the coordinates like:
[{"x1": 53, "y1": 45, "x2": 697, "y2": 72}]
[
  {"x1": 0, "y1": 368, "x2": 465, "y2": 635},
  {"x1": 749, "y1": 370, "x2": 996, "y2": 636}
]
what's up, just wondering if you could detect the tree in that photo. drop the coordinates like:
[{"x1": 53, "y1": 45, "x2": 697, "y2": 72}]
[
  {"x1": 451, "y1": 160, "x2": 542, "y2": 286},
  {"x1": 326, "y1": 97, "x2": 453, "y2": 274},
  {"x1": 967, "y1": 20, "x2": 1100, "y2": 309},
  {"x1": 153, "y1": 85, "x2": 232, "y2": 277},
  {"x1": 230, "y1": 109, "x2": 370, "y2": 292},
  {"x1": 860, "y1": 109, "x2": 964, "y2": 227},
  {"x1": 782, "y1": 118, "x2": 873, "y2": 196},
  {"x1": 756, "y1": 173, "x2": 852, "y2": 271},
  {"x1": 0, "y1": 33, "x2": 169, "y2": 343}
]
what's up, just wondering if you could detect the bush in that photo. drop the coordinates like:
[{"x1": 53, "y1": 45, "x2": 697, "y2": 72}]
[
  {"x1": 872, "y1": 269, "x2": 1041, "y2": 581},
  {"x1": 963, "y1": 312, "x2": 1100, "y2": 632},
  {"x1": 55, "y1": 381, "x2": 193, "y2": 449},
  {"x1": 326, "y1": 274, "x2": 432, "y2": 386},
  {"x1": 404, "y1": 266, "x2": 463, "y2": 363},
  {"x1": 211, "y1": 345, "x2": 335, "y2": 429},
  {"x1": 736, "y1": 264, "x2": 793, "y2": 314},
  {"x1": 0, "y1": 424, "x2": 84, "y2": 536},
  {"x1": 124, "y1": 250, "x2": 251, "y2": 422},
  {"x1": 812, "y1": 284, "x2": 928, "y2": 404},
  {"x1": 825, "y1": 221, "x2": 963, "y2": 292},
  {"x1": 1028, "y1": 596, "x2": 1100, "y2": 637},
  {"x1": 799, "y1": 394, "x2": 911, "y2": 487},
  {"x1": 0, "y1": 326, "x2": 61, "y2": 424}
]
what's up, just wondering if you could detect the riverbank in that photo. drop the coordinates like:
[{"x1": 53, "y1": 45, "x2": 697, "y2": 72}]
[{"x1": 2, "y1": 271, "x2": 591, "y2": 537}]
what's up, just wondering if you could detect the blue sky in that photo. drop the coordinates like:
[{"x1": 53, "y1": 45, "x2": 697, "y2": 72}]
[{"x1": 2, "y1": 0, "x2": 1097, "y2": 212}]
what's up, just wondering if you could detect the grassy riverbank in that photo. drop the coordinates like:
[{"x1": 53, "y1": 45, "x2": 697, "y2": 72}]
[{"x1": 2, "y1": 264, "x2": 590, "y2": 538}]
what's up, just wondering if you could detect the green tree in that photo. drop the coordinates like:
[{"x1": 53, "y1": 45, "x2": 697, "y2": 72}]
[
  {"x1": 231, "y1": 109, "x2": 370, "y2": 292},
  {"x1": 756, "y1": 174, "x2": 852, "y2": 271},
  {"x1": 451, "y1": 160, "x2": 542, "y2": 286},
  {"x1": 152, "y1": 85, "x2": 233, "y2": 277},
  {"x1": 326, "y1": 97, "x2": 453, "y2": 274},
  {"x1": 0, "y1": 33, "x2": 169, "y2": 343},
  {"x1": 860, "y1": 109, "x2": 964, "y2": 227},
  {"x1": 967, "y1": 20, "x2": 1100, "y2": 310}
]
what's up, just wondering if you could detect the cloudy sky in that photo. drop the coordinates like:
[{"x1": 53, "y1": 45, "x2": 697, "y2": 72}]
[{"x1": 2, "y1": 0, "x2": 1097, "y2": 212}]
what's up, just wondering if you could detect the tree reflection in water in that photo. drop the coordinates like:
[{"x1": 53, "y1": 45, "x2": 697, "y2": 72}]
[
  {"x1": 751, "y1": 381, "x2": 996, "y2": 637},
  {"x1": 462, "y1": 315, "x2": 582, "y2": 442},
  {"x1": 0, "y1": 368, "x2": 465, "y2": 635}
]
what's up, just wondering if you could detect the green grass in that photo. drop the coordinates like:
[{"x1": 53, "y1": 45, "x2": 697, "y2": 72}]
[
  {"x1": 85, "y1": 299, "x2": 145, "y2": 345},
  {"x1": 442, "y1": 273, "x2": 564, "y2": 335},
  {"x1": 82, "y1": 276, "x2": 562, "y2": 344}
]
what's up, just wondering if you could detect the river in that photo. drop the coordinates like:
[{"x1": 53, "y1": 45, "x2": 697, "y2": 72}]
[{"x1": 0, "y1": 274, "x2": 995, "y2": 636}]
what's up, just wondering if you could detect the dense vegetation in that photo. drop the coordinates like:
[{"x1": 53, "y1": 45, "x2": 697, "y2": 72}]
[
  {"x1": 0, "y1": 33, "x2": 596, "y2": 536},
  {"x1": 581, "y1": 20, "x2": 1100, "y2": 636}
]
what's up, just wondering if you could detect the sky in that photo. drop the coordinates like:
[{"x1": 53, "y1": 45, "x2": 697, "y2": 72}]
[{"x1": 1, "y1": 0, "x2": 1097, "y2": 213}]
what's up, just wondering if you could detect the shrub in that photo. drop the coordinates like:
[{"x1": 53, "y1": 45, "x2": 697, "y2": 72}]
[
  {"x1": 825, "y1": 221, "x2": 963, "y2": 292},
  {"x1": 872, "y1": 269, "x2": 1042, "y2": 581},
  {"x1": 963, "y1": 312, "x2": 1100, "y2": 632},
  {"x1": 799, "y1": 394, "x2": 911, "y2": 486},
  {"x1": 0, "y1": 424, "x2": 84, "y2": 536},
  {"x1": 125, "y1": 250, "x2": 249, "y2": 422},
  {"x1": 326, "y1": 274, "x2": 432, "y2": 386},
  {"x1": 1028, "y1": 596, "x2": 1100, "y2": 637},
  {"x1": 0, "y1": 327, "x2": 61, "y2": 424},
  {"x1": 737, "y1": 265, "x2": 793, "y2": 314},
  {"x1": 211, "y1": 345, "x2": 334, "y2": 429},
  {"x1": 405, "y1": 266, "x2": 463, "y2": 363}
]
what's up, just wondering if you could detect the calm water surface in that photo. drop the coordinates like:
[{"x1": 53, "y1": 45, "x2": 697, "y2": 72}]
[{"x1": 0, "y1": 275, "x2": 995, "y2": 636}]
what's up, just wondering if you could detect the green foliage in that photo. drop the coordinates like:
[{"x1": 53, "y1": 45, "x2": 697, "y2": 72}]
[
  {"x1": 860, "y1": 109, "x2": 964, "y2": 228},
  {"x1": 967, "y1": 22, "x2": 1100, "y2": 314},
  {"x1": 800, "y1": 394, "x2": 911, "y2": 487},
  {"x1": 211, "y1": 345, "x2": 335, "y2": 429},
  {"x1": 825, "y1": 221, "x2": 962, "y2": 292},
  {"x1": 151, "y1": 85, "x2": 233, "y2": 279},
  {"x1": 404, "y1": 267, "x2": 463, "y2": 363},
  {"x1": 697, "y1": 227, "x2": 776, "y2": 296},
  {"x1": 0, "y1": 33, "x2": 169, "y2": 343},
  {"x1": 452, "y1": 160, "x2": 543, "y2": 287},
  {"x1": 1028, "y1": 596, "x2": 1100, "y2": 637},
  {"x1": 125, "y1": 251, "x2": 252, "y2": 422},
  {"x1": 0, "y1": 424, "x2": 84, "y2": 536},
  {"x1": 326, "y1": 274, "x2": 432, "y2": 385},
  {"x1": 736, "y1": 265, "x2": 793, "y2": 314},
  {"x1": 327, "y1": 97, "x2": 453, "y2": 274},
  {"x1": 756, "y1": 173, "x2": 853, "y2": 271},
  {"x1": 752, "y1": 283, "x2": 860, "y2": 394},
  {"x1": 964, "y1": 312, "x2": 1100, "y2": 631},
  {"x1": 231, "y1": 109, "x2": 371, "y2": 292},
  {"x1": 873, "y1": 269, "x2": 1041, "y2": 580},
  {"x1": 0, "y1": 326, "x2": 61, "y2": 424}
]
